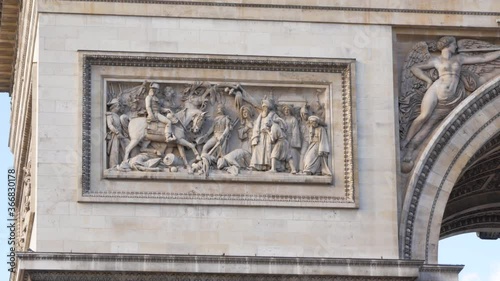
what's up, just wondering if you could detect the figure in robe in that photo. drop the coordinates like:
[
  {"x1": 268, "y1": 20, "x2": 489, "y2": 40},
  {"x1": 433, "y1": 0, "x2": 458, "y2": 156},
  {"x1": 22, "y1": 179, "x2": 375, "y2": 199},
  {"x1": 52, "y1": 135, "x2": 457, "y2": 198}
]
[
  {"x1": 281, "y1": 104, "x2": 301, "y2": 173},
  {"x1": 237, "y1": 105, "x2": 254, "y2": 153},
  {"x1": 298, "y1": 104, "x2": 311, "y2": 172},
  {"x1": 250, "y1": 97, "x2": 278, "y2": 171},
  {"x1": 269, "y1": 118, "x2": 296, "y2": 173},
  {"x1": 303, "y1": 116, "x2": 332, "y2": 176},
  {"x1": 106, "y1": 99, "x2": 129, "y2": 168}
]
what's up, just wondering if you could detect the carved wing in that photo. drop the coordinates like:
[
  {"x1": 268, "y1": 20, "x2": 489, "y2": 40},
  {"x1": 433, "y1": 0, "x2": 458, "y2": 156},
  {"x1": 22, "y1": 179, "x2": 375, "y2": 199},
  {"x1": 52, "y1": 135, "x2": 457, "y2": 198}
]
[
  {"x1": 458, "y1": 39, "x2": 500, "y2": 92},
  {"x1": 399, "y1": 41, "x2": 434, "y2": 141}
]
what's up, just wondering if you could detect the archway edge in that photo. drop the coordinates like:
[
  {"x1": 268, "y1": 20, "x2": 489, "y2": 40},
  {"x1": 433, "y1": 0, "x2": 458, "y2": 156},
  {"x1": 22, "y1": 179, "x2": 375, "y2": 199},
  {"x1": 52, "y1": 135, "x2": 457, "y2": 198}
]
[{"x1": 400, "y1": 76, "x2": 500, "y2": 262}]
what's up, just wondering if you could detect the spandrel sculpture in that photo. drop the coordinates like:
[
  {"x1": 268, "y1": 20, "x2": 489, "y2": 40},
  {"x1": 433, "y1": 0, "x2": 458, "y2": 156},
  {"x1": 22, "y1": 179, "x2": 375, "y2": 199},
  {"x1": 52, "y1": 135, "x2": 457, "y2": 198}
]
[
  {"x1": 104, "y1": 81, "x2": 334, "y2": 182},
  {"x1": 399, "y1": 37, "x2": 500, "y2": 173}
]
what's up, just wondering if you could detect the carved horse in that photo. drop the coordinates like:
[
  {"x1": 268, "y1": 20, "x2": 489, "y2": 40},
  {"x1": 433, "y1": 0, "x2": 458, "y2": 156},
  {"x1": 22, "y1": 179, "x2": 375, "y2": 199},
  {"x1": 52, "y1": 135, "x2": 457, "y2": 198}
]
[{"x1": 123, "y1": 109, "x2": 207, "y2": 169}]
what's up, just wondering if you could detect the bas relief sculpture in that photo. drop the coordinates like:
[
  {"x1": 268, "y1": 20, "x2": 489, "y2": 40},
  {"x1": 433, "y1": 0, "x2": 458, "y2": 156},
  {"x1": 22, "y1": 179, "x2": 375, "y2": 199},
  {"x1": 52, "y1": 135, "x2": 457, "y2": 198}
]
[
  {"x1": 399, "y1": 36, "x2": 500, "y2": 173},
  {"x1": 104, "y1": 81, "x2": 333, "y2": 182}
]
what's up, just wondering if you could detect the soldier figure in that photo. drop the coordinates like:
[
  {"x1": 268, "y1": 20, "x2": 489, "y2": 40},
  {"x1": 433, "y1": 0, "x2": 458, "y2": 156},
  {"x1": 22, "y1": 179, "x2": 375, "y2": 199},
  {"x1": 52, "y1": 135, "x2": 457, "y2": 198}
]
[
  {"x1": 145, "y1": 82, "x2": 178, "y2": 143},
  {"x1": 197, "y1": 104, "x2": 232, "y2": 157},
  {"x1": 106, "y1": 99, "x2": 129, "y2": 168}
]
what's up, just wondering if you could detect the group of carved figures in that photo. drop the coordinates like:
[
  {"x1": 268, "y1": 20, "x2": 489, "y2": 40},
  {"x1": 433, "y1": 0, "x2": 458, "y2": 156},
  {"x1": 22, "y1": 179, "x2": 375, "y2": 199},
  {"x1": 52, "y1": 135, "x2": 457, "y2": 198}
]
[
  {"x1": 399, "y1": 36, "x2": 500, "y2": 172},
  {"x1": 105, "y1": 81, "x2": 332, "y2": 177}
]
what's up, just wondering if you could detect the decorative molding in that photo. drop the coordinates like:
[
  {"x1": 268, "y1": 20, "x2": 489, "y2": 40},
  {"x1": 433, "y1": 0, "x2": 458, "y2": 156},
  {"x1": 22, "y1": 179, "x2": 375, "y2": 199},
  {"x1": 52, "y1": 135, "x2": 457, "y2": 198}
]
[
  {"x1": 402, "y1": 79, "x2": 500, "y2": 260},
  {"x1": 81, "y1": 53, "x2": 356, "y2": 207},
  {"x1": 25, "y1": 271, "x2": 416, "y2": 281},
  {"x1": 460, "y1": 131, "x2": 500, "y2": 170},
  {"x1": 16, "y1": 252, "x2": 423, "y2": 267},
  {"x1": 418, "y1": 264, "x2": 464, "y2": 273},
  {"x1": 83, "y1": 190, "x2": 349, "y2": 203},
  {"x1": 440, "y1": 208, "x2": 500, "y2": 238},
  {"x1": 424, "y1": 112, "x2": 500, "y2": 260},
  {"x1": 18, "y1": 252, "x2": 422, "y2": 281},
  {"x1": 448, "y1": 132, "x2": 500, "y2": 201},
  {"x1": 342, "y1": 66, "x2": 354, "y2": 198},
  {"x1": 59, "y1": 1, "x2": 500, "y2": 17}
]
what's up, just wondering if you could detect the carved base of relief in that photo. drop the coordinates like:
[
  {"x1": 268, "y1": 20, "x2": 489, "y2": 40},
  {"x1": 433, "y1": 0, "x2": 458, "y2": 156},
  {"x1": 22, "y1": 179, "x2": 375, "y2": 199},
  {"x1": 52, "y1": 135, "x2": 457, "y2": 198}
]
[
  {"x1": 104, "y1": 169, "x2": 332, "y2": 184},
  {"x1": 82, "y1": 53, "x2": 356, "y2": 207}
]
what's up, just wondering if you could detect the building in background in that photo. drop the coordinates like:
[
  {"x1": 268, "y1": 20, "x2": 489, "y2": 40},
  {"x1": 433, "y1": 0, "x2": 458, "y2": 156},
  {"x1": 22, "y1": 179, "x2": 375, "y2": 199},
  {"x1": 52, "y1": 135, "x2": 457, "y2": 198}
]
[{"x1": 1, "y1": 1, "x2": 499, "y2": 280}]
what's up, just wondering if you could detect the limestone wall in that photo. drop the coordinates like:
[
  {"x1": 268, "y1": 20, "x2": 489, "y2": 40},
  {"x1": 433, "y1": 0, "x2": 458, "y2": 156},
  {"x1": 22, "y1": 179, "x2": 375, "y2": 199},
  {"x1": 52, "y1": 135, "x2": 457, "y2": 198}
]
[{"x1": 35, "y1": 13, "x2": 398, "y2": 258}]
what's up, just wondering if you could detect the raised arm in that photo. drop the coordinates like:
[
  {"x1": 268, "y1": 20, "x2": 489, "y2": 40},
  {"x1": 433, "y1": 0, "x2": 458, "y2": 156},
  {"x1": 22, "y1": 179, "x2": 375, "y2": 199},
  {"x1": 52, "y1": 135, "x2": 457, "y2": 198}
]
[
  {"x1": 461, "y1": 50, "x2": 500, "y2": 65},
  {"x1": 410, "y1": 59, "x2": 436, "y2": 87}
]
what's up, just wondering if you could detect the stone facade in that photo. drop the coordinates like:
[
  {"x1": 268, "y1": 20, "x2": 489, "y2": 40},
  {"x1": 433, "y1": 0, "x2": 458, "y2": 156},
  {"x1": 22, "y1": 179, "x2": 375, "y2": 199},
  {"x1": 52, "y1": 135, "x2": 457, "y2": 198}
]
[
  {"x1": 4, "y1": 1, "x2": 500, "y2": 281},
  {"x1": 36, "y1": 13, "x2": 396, "y2": 258}
]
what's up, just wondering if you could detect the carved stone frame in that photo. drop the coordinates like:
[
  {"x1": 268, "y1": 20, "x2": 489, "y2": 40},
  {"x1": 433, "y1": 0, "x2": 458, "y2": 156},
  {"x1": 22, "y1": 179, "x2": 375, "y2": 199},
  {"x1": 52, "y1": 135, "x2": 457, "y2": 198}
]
[{"x1": 79, "y1": 53, "x2": 357, "y2": 208}]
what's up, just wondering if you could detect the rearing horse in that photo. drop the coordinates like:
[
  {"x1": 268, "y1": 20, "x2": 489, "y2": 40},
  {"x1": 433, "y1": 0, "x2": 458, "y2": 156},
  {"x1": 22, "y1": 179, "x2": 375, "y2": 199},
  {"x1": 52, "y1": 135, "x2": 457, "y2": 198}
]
[{"x1": 123, "y1": 108, "x2": 207, "y2": 169}]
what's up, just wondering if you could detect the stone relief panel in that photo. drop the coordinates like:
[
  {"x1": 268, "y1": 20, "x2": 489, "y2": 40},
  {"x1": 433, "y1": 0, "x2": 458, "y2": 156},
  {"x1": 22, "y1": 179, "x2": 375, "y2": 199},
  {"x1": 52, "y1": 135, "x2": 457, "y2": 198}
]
[
  {"x1": 399, "y1": 36, "x2": 500, "y2": 173},
  {"x1": 104, "y1": 81, "x2": 332, "y2": 183},
  {"x1": 81, "y1": 54, "x2": 356, "y2": 208}
]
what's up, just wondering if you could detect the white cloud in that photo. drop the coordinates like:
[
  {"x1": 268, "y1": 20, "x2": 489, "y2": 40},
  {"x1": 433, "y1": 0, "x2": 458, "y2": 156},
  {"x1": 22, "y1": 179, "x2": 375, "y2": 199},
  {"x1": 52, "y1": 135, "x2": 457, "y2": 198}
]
[
  {"x1": 490, "y1": 262, "x2": 500, "y2": 281},
  {"x1": 462, "y1": 273, "x2": 480, "y2": 281}
]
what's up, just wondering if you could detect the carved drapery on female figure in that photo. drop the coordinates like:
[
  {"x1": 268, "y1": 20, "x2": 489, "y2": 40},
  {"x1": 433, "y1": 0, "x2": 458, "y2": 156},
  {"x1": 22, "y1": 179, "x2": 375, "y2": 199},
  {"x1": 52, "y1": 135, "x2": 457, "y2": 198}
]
[
  {"x1": 281, "y1": 104, "x2": 301, "y2": 173},
  {"x1": 303, "y1": 116, "x2": 332, "y2": 176},
  {"x1": 399, "y1": 36, "x2": 500, "y2": 172},
  {"x1": 299, "y1": 104, "x2": 311, "y2": 172},
  {"x1": 238, "y1": 105, "x2": 254, "y2": 153}
]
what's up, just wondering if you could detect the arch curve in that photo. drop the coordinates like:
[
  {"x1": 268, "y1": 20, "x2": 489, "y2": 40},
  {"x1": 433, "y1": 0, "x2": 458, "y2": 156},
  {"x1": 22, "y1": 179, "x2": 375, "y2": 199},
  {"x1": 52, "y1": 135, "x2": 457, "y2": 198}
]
[{"x1": 400, "y1": 76, "x2": 500, "y2": 263}]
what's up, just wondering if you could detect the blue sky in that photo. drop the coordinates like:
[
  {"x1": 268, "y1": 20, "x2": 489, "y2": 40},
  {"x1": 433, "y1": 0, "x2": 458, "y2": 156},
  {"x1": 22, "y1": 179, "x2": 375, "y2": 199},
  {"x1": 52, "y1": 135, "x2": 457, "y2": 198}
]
[
  {"x1": 440, "y1": 234, "x2": 500, "y2": 281},
  {"x1": 1, "y1": 93, "x2": 14, "y2": 281},
  {"x1": 0, "y1": 93, "x2": 498, "y2": 279}
]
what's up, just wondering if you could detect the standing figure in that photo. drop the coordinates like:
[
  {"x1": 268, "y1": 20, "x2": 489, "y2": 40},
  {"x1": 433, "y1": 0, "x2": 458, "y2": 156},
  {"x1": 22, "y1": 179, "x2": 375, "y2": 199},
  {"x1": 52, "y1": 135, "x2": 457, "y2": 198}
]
[
  {"x1": 106, "y1": 99, "x2": 129, "y2": 168},
  {"x1": 237, "y1": 105, "x2": 254, "y2": 152},
  {"x1": 299, "y1": 104, "x2": 311, "y2": 172},
  {"x1": 269, "y1": 118, "x2": 296, "y2": 173},
  {"x1": 250, "y1": 97, "x2": 278, "y2": 171},
  {"x1": 145, "y1": 82, "x2": 177, "y2": 143},
  {"x1": 281, "y1": 104, "x2": 301, "y2": 173},
  {"x1": 197, "y1": 104, "x2": 232, "y2": 157},
  {"x1": 303, "y1": 116, "x2": 332, "y2": 176}
]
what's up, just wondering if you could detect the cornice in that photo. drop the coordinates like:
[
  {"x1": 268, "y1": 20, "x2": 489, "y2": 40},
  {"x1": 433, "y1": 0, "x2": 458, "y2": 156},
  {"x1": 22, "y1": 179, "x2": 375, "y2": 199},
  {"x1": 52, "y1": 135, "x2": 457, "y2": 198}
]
[
  {"x1": 25, "y1": 271, "x2": 416, "y2": 281},
  {"x1": 419, "y1": 264, "x2": 464, "y2": 273},
  {"x1": 57, "y1": 1, "x2": 500, "y2": 17},
  {"x1": 17, "y1": 252, "x2": 424, "y2": 267},
  {"x1": 18, "y1": 252, "x2": 423, "y2": 281}
]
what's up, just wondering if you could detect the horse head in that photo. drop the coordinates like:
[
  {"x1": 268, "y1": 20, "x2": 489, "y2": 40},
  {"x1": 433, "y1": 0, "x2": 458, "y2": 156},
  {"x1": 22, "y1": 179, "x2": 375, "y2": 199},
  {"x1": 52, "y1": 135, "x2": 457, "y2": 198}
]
[{"x1": 191, "y1": 111, "x2": 207, "y2": 134}]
